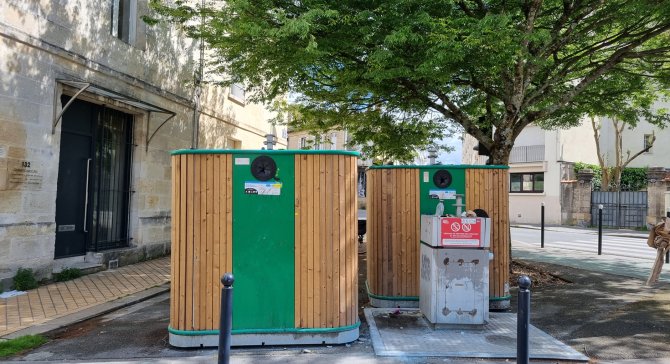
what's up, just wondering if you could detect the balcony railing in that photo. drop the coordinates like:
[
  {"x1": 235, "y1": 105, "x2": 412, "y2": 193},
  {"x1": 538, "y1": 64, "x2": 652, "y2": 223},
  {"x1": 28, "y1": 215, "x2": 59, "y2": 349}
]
[{"x1": 509, "y1": 145, "x2": 545, "y2": 163}]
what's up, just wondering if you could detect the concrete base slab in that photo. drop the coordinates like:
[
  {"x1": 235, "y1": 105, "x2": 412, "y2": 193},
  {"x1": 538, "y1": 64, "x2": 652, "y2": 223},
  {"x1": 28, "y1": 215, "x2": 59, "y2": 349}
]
[
  {"x1": 169, "y1": 327, "x2": 359, "y2": 348},
  {"x1": 364, "y1": 308, "x2": 588, "y2": 361}
]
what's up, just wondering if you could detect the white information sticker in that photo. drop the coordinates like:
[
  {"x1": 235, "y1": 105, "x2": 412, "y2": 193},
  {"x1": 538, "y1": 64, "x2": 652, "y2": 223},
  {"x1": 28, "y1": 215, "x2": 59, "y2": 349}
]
[
  {"x1": 428, "y1": 189, "x2": 456, "y2": 200},
  {"x1": 235, "y1": 158, "x2": 250, "y2": 165},
  {"x1": 244, "y1": 181, "x2": 282, "y2": 196},
  {"x1": 423, "y1": 171, "x2": 429, "y2": 183}
]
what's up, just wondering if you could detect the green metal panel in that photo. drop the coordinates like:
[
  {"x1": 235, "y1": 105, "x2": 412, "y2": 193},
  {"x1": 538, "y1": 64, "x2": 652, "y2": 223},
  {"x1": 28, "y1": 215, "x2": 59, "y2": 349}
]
[
  {"x1": 418, "y1": 167, "x2": 466, "y2": 216},
  {"x1": 232, "y1": 153, "x2": 295, "y2": 329}
]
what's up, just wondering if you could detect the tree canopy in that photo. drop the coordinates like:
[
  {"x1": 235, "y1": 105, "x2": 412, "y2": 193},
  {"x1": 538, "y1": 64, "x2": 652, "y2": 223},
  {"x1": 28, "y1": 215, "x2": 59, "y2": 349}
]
[{"x1": 147, "y1": 0, "x2": 670, "y2": 164}]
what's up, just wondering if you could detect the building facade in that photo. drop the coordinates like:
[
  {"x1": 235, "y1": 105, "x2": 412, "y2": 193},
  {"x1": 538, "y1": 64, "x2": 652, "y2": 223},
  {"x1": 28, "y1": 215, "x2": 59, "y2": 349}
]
[
  {"x1": 463, "y1": 122, "x2": 599, "y2": 225},
  {"x1": 598, "y1": 100, "x2": 670, "y2": 169},
  {"x1": 0, "y1": 0, "x2": 285, "y2": 288}
]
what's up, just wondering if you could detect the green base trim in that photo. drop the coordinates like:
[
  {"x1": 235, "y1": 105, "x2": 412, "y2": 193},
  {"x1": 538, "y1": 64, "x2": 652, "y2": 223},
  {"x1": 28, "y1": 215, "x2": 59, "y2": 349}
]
[
  {"x1": 365, "y1": 281, "x2": 419, "y2": 301},
  {"x1": 369, "y1": 164, "x2": 509, "y2": 170},
  {"x1": 171, "y1": 149, "x2": 360, "y2": 157},
  {"x1": 168, "y1": 321, "x2": 361, "y2": 337},
  {"x1": 489, "y1": 295, "x2": 512, "y2": 301}
]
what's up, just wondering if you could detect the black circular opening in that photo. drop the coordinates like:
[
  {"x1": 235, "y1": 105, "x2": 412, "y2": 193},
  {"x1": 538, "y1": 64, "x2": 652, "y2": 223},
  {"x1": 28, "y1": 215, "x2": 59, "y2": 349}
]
[
  {"x1": 433, "y1": 169, "x2": 452, "y2": 188},
  {"x1": 250, "y1": 155, "x2": 277, "y2": 181}
]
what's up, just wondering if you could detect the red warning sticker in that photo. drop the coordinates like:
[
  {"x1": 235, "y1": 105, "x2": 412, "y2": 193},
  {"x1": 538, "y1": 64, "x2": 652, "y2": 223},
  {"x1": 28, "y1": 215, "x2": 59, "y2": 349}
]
[{"x1": 440, "y1": 218, "x2": 483, "y2": 247}]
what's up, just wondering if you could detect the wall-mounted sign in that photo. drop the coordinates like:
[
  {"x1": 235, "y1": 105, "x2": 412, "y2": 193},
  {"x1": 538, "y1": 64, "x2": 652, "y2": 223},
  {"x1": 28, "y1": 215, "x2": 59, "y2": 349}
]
[
  {"x1": 428, "y1": 189, "x2": 456, "y2": 200},
  {"x1": 244, "y1": 181, "x2": 282, "y2": 196},
  {"x1": 2, "y1": 159, "x2": 43, "y2": 190}
]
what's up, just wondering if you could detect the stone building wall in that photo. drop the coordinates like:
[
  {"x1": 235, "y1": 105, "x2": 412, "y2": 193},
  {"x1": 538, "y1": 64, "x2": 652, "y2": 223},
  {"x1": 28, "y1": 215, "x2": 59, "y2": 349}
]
[{"x1": 0, "y1": 0, "x2": 285, "y2": 286}]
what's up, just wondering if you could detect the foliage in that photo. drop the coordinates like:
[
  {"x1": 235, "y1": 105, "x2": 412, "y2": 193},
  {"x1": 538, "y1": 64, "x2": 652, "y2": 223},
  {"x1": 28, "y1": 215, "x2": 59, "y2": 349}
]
[
  {"x1": 0, "y1": 335, "x2": 47, "y2": 358},
  {"x1": 145, "y1": 1, "x2": 670, "y2": 164},
  {"x1": 573, "y1": 162, "x2": 647, "y2": 191},
  {"x1": 13, "y1": 268, "x2": 38, "y2": 291},
  {"x1": 53, "y1": 268, "x2": 82, "y2": 282}
]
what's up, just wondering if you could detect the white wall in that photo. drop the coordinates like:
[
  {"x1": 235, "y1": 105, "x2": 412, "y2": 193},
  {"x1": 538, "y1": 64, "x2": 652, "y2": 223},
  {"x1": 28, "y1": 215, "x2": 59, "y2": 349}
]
[
  {"x1": 599, "y1": 101, "x2": 670, "y2": 169},
  {"x1": 508, "y1": 120, "x2": 597, "y2": 225}
]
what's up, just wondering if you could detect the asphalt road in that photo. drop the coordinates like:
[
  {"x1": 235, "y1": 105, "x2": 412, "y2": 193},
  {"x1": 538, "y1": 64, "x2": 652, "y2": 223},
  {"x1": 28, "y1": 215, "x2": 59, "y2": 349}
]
[{"x1": 12, "y1": 294, "x2": 216, "y2": 361}]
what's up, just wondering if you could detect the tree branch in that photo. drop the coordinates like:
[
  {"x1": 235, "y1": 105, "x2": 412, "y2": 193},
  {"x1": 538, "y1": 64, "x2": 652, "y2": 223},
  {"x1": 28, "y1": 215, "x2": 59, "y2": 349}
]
[{"x1": 523, "y1": 22, "x2": 670, "y2": 123}]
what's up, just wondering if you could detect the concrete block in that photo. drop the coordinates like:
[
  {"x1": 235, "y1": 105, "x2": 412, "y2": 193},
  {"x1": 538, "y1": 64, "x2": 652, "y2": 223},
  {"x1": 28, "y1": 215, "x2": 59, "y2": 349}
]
[
  {"x1": 0, "y1": 191, "x2": 22, "y2": 213},
  {"x1": 9, "y1": 235, "x2": 54, "y2": 263},
  {"x1": 23, "y1": 192, "x2": 56, "y2": 213},
  {"x1": 0, "y1": 120, "x2": 27, "y2": 145}
]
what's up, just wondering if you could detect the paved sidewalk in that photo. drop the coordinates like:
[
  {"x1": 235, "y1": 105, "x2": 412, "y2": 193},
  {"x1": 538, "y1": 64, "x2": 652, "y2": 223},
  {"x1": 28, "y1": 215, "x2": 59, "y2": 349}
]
[{"x1": 0, "y1": 257, "x2": 170, "y2": 339}]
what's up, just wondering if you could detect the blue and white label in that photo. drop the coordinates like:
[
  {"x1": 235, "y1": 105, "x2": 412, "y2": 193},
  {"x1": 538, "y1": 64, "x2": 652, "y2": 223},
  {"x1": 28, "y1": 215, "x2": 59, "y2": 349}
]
[
  {"x1": 244, "y1": 181, "x2": 282, "y2": 195},
  {"x1": 428, "y1": 189, "x2": 456, "y2": 200}
]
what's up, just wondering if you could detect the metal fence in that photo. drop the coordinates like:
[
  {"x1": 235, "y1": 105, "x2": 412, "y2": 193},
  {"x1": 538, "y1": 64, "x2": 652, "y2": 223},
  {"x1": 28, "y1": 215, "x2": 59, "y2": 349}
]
[{"x1": 591, "y1": 191, "x2": 647, "y2": 228}]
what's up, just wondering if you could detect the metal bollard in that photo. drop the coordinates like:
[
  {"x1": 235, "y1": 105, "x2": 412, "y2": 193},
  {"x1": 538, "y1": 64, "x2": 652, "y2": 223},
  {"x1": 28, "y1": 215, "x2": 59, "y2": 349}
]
[
  {"x1": 540, "y1": 202, "x2": 545, "y2": 248},
  {"x1": 598, "y1": 204, "x2": 603, "y2": 255},
  {"x1": 517, "y1": 275, "x2": 531, "y2": 364},
  {"x1": 218, "y1": 273, "x2": 234, "y2": 364}
]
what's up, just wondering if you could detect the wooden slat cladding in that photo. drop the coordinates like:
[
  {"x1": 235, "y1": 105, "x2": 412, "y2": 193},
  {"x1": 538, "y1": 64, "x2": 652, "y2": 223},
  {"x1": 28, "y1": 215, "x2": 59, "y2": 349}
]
[
  {"x1": 170, "y1": 154, "x2": 233, "y2": 331},
  {"x1": 465, "y1": 168, "x2": 510, "y2": 301},
  {"x1": 366, "y1": 168, "x2": 421, "y2": 298},
  {"x1": 294, "y1": 154, "x2": 358, "y2": 328}
]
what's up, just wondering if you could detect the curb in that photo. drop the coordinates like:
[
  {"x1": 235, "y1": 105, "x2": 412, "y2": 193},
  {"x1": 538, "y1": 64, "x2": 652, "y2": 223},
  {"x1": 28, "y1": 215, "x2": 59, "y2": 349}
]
[{"x1": 1, "y1": 284, "x2": 170, "y2": 340}]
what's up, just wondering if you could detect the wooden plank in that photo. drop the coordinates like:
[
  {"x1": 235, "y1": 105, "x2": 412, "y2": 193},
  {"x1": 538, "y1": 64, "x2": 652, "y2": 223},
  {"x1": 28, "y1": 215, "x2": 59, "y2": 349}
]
[
  {"x1": 344, "y1": 157, "x2": 352, "y2": 325},
  {"x1": 324, "y1": 155, "x2": 333, "y2": 327},
  {"x1": 219, "y1": 154, "x2": 231, "y2": 320},
  {"x1": 179, "y1": 155, "x2": 187, "y2": 329},
  {"x1": 302, "y1": 155, "x2": 309, "y2": 327},
  {"x1": 367, "y1": 170, "x2": 373, "y2": 295},
  {"x1": 347, "y1": 157, "x2": 356, "y2": 325},
  {"x1": 351, "y1": 157, "x2": 356, "y2": 325},
  {"x1": 300, "y1": 155, "x2": 309, "y2": 327},
  {"x1": 212, "y1": 155, "x2": 221, "y2": 328},
  {"x1": 196, "y1": 155, "x2": 205, "y2": 329},
  {"x1": 200, "y1": 156, "x2": 208, "y2": 329},
  {"x1": 390, "y1": 170, "x2": 398, "y2": 296},
  {"x1": 170, "y1": 155, "x2": 181, "y2": 328},
  {"x1": 306, "y1": 155, "x2": 314, "y2": 328},
  {"x1": 414, "y1": 169, "x2": 420, "y2": 295},
  {"x1": 353, "y1": 158, "x2": 358, "y2": 324},
  {"x1": 225, "y1": 155, "x2": 233, "y2": 284},
  {"x1": 206, "y1": 155, "x2": 214, "y2": 329},
  {"x1": 376, "y1": 169, "x2": 383, "y2": 295},
  {"x1": 337, "y1": 155, "x2": 346, "y2": 326},
  {"x1": 403, "y1": 169, "x2": 410, "y2": 296},
  {"x1": 185, "y1": 154, "x2": 194, "y2": 329},
  {"x1": 321, "y1": 155, "x2": 329, "y2": 327},
  {"x1": 383, "y1": 169, "x2": 387, "y2": 295}
]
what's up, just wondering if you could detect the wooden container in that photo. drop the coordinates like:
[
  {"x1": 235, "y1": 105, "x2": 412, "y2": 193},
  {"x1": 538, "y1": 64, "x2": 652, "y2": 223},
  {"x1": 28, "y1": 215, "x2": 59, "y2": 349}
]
[
  {"x1": 169, "y1": 150, "x2": 359, "y2": 347},
  {"x1": 366, "y1": 165, "x2": 511, "y2": 309}
]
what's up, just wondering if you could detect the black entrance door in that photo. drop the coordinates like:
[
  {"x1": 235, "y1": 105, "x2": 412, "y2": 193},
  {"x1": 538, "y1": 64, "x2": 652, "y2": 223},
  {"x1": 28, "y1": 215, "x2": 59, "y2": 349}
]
[{"x1": 55, "y1": 97, "x2": 133, "y2": 258}]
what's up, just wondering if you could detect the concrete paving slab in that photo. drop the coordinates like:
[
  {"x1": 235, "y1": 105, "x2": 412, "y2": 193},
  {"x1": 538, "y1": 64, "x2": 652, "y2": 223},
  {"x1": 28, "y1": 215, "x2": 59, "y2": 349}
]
[{"x1": 364, "y1": 308, "x2": 588, "y2": 361}]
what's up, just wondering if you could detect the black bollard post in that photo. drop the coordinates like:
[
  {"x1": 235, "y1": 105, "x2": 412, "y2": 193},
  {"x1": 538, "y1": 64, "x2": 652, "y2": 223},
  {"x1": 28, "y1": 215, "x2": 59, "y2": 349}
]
[
  {"x1": 540, "y1": 202, "x2": 545, "y2": 248},
  {"x1": 598, "y1": 204, "x2": 603, "y2": 255},
  {"x1": 517, "y1": 275, "x2": 531, "y2": 364},
  {"x1": 667, "y1": 211, "x2": 670, "y2": 263},
  {"x1": 218, "y1": 273, "x2": 234, "y2": 364}
]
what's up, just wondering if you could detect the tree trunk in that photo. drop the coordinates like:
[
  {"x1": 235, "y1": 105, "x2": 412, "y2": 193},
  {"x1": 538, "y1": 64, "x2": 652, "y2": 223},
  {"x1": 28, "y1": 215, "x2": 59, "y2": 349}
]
[{"x1": 489, "y1": 145, "x2": 512, "y2": 165}]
